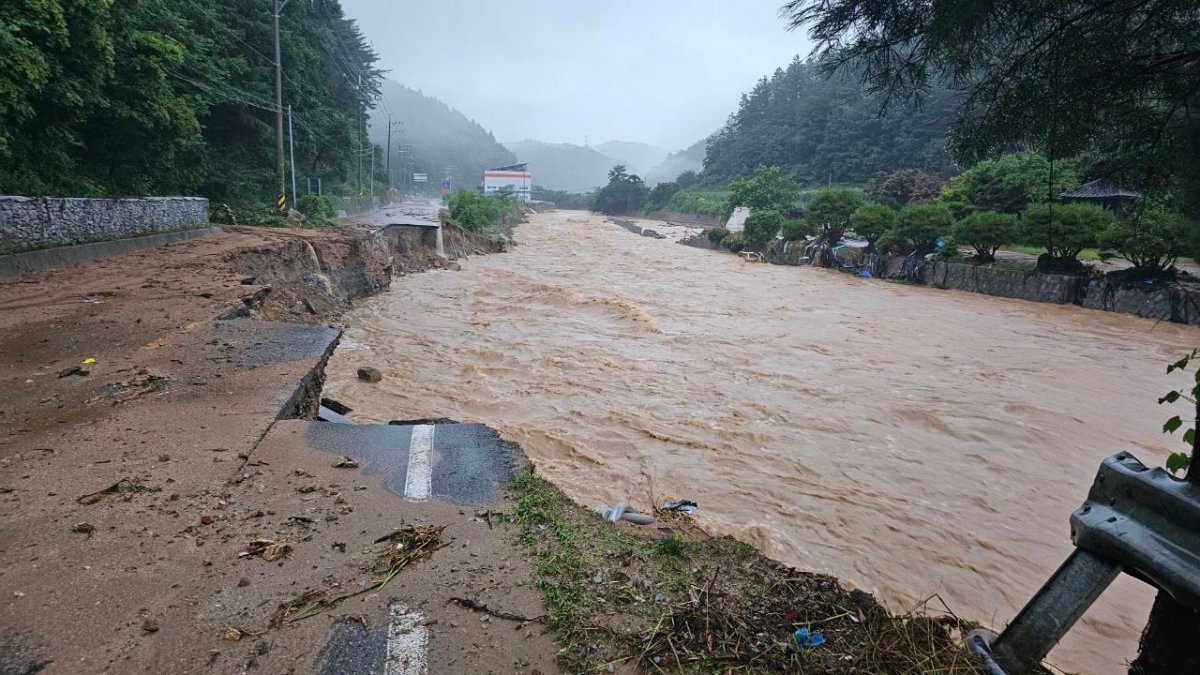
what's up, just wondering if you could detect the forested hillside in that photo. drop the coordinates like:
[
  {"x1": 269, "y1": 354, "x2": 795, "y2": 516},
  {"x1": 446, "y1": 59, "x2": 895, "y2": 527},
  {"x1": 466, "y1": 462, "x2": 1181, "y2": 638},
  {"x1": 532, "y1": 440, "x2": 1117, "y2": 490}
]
[
  {"x1": 368, "y1": 82, "x2": 516, "y2": 194},
  {"x1": 646, "y1": 137, "x2": 708, "y2": 185},
  {"x1": 703, "y1": 57, "x2": 959, "y2": 185},
  {"x1": 504, "y1": 140, "x2": 619, "y2": 191},
  {"x1": 0, "y1": 0, "x2": 378, "y2": 206}
]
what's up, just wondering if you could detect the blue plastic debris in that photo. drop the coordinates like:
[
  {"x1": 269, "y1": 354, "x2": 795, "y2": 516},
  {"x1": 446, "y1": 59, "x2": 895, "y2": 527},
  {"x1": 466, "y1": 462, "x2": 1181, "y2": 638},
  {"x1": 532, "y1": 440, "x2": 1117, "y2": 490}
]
[
  {"x1": 935, "y1": 238, "x2": 946, "y2": 248},
  {"x1": 793, "y1": 627, "x2": 826, "y2": 649},
  {"x1": 858, "y1": 269, "x2": 871, "y2": 279}
]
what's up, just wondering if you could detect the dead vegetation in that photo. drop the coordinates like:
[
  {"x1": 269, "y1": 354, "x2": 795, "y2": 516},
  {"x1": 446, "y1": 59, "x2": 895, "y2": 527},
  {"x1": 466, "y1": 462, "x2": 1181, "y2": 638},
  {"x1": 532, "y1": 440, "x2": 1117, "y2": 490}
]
[
  {"x1": 271, "y1": 523, "x2": 446, "y2": 625},
  {"x1": 508, "y1": 472, "x2": 988, "y2": 674}
]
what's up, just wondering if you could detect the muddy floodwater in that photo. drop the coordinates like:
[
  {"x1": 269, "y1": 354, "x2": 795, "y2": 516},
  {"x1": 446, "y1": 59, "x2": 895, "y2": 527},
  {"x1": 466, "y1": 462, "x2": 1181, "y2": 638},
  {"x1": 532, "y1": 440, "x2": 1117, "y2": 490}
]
[{"x1": 326, "y1": 211, "x2": 1198, "y2": 673}]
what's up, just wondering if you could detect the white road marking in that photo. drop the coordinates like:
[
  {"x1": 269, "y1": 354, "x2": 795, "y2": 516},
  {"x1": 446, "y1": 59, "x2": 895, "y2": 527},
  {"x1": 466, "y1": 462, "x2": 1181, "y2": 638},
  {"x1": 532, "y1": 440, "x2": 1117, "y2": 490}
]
[
  {"x1": 385, "y1": 603, "x2": 429, "y2": 675},
  {"x1": 404, "y1": 425, "x2": 434, "y2": 500}
]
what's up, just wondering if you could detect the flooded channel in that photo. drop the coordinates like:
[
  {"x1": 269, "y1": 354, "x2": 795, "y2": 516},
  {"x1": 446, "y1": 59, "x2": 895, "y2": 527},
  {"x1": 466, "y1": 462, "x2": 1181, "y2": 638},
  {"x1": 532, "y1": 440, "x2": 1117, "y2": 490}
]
[{"x1": 326, "y1": 211, "x2": 1198, "y2": 673}]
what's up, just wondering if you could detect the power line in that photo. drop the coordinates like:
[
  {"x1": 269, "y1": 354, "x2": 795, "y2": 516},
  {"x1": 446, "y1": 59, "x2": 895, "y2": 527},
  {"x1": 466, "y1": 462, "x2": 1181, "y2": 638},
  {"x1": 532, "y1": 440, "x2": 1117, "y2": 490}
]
[
  {"x1": 171, "y1": 72, "x2": 279, "y2": 114},
  {"x1": 179, "y1": 0, "x2": 274, "y2": 66}
]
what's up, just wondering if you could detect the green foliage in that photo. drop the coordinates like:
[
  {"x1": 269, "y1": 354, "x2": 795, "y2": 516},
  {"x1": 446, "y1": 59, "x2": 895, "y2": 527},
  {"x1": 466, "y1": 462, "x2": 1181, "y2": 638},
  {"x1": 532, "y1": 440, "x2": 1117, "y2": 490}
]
[
  {"x1": 644, "y1": 181, "x2": 682, "y2": 212},
  {"x1": 865, "y1": 169, "x2": 943, "y2": 209},
  {"x1": 706, "y1": 226, "x2": 730, "y2": 244},
  {"x1": 675, "y1": 170, "x2": 700, "y2": 189},
  {"x1": 849, "y1": 203, "x2": 895, "y2": 249},
  {"x1": 721, "y1": 232, "x2": 746, "y2": 253},
  {"x1": 541, "y1": 190, "x2": 594, "y2": 210},
  {"x1": 663, "y1": 188, "x2": 730, "y2": 216},
  {"x1": 1099, "y1": 208, "x2": 1198, "y2": 274},
  {"x1": 889, "y1": 203, "x2": 954, "y2": 255},
  {"x1": 654, "y1": 534, "x2": 687, "y2": 558},
  {"x1": 296, "y1": 194, "x2": 336, "y2": 228},
  {"x1": 783, "y1": 1, "x2": 1200, "y2": 185},
  {"x1": 938, "y1": 151, "x2": 1079, "y2": 219},
  {"x1": 1159, "y1": 349, "x2": 1200, "y2": 478},
  {"x1": 592, "y1": 165, "x2": 649, "y2": 215},
  {"x1": 727, "y1": 166, "x2": 801, "y2": 214},
  {"x1": 805, "y1": 189, "x2": 864, "y2": 232},
  {"x1": 703, "y1": 57, "x2": 958, "y2": 185},
  {"x1": 0, "y1": 0, "x2": 380, "y2": 201},
  {"x1": 1022, "y1": 203, "x2": 1114, "y2": 259},
  {"x1": 781, "y1": 218, "x2": 812, "y2": 242},
  {"x1": 742, "y1": 210, "x2": 784, "y2": 250},
  {"x1": 448, "y1": 190, "x2": 517, "y2": 236},
  {"x1": 954, "y1": 212, "x2": 1018, "y2": 262}
]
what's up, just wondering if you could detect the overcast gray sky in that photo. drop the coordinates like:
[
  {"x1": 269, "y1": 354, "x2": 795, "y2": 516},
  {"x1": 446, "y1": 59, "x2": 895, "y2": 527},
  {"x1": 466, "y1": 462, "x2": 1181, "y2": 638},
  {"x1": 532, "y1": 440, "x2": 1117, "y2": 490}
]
[{"x1": 340, "y1": 0, "x2": 812, "y2": 151}]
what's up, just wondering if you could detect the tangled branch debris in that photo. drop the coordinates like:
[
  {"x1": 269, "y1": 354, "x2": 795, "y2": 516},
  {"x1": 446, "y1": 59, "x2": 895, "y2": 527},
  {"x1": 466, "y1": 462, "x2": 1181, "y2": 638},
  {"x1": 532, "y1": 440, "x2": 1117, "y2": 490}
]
[
  {"x1": 272, "y1": 524, "x2": 446, "y2": 625},
  {"x1": 76, "y1": 477, "x2": 157, "y2": 504}
]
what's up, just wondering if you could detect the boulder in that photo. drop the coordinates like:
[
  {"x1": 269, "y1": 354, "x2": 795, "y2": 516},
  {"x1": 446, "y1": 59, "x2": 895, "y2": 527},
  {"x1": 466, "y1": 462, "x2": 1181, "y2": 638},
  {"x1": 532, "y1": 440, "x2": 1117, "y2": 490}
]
[{"x1": 356, "y1": 366, "x2": 382, "y2": 383}]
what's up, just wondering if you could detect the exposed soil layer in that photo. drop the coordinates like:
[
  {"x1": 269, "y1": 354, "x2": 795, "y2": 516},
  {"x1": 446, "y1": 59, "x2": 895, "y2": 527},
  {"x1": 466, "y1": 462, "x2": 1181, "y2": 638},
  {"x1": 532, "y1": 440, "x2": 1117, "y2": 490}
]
[{"x1": 0, "y1": 223, "x2": 552, "y2": 674}]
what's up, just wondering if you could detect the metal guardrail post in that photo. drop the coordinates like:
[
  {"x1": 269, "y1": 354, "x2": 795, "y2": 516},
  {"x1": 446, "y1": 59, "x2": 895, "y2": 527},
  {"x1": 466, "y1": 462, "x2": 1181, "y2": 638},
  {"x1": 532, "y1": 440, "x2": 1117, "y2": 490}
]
[
  {"x1": 984, "y1": 550, "x2": 1121, "y2": 674},
  {"x1": 969, "y1": 452, "x2": 1200, "y2": 673}
]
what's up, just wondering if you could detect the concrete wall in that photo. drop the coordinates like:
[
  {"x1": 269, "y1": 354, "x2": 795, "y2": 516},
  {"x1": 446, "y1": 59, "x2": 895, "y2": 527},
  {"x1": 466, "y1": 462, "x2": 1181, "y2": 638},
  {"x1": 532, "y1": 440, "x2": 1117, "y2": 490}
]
[{"x1": 0, "y1": 196, "x2": 210, "y2": 254}]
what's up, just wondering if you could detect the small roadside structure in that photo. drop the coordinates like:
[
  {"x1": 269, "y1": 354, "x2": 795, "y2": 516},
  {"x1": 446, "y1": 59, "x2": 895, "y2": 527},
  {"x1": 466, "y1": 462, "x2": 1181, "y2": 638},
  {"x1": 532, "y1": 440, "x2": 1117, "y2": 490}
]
[
  {"x1": 1060, "y1": 180, "x2": 1141, "y2": 214},
  {"x1": 482, "y1": 163, "x2": 533, "y2": 202}
]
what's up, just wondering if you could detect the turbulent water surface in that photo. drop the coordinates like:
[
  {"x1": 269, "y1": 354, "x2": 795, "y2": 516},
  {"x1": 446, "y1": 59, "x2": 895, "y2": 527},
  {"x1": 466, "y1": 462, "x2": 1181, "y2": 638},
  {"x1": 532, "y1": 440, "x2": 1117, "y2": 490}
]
[{"x1": 326, "y1": 212, "x2": 1198, "y2": 673}]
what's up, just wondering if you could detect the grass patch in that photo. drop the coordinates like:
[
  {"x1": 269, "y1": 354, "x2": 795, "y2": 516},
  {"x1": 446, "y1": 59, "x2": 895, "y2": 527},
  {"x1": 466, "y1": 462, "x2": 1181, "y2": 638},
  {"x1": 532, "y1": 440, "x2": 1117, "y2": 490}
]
[{"x1": 508, "y1": 472, "x2": 989, "y2": 674}]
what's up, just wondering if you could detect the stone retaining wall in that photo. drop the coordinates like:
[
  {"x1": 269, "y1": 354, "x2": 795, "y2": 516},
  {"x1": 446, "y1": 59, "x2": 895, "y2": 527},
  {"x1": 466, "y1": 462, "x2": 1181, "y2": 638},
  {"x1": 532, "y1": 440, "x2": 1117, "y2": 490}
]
[
  {"x1": 769, "y1": 247, "x2": 1200, "y2": 325},
  {"x1": 0, "y1": 196, "x2": 210, "y2": 254}
]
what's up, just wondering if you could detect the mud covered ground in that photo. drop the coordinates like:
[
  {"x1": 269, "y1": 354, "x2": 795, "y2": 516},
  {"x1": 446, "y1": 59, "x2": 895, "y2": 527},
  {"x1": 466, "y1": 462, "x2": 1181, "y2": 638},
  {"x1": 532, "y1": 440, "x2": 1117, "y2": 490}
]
[{"x1": 0, "y1": 223, "x2": 554, "y2": 674}]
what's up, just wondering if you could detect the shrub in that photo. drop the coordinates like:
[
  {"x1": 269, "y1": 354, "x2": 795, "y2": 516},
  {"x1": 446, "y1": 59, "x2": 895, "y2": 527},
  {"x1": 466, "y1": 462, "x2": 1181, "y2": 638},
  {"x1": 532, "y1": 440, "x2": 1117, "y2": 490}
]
[
  {"x1": 805, "y1": 189, "x2": 864, "y2": 232},
  {"x1": 449, "y1": 190, "x2": 520, "y2": 235},
  {"x1": 849, "y1": 203, "x2": 895, "y2": 250},
  {"x1": 953, "y1": 211, "x2": 1018, "y2": 262},
  {"x1": 210, "y1": 203, "x2": 238, "y2": 225},
  {"x1": 890, "y1": 203, "x2": 954, "y2": 255},
  {"x1": 937, "y1": 236, "x2": 964, "y2": 260},
  {"x1": 706, "y1": 226, "x2": 730, "y2": 244},
  {"x1": 297, "y1": 194, "x2": 336, "y2": 227},
  {"x1": 781, "y1": 218, "x2": 812, "y2": 242},
  {"x1": 721, "y1": 232, "x2": 746, "y2": 253},
  {"x1": 1022, "y1": 202, "x2": 1114, "y2": 259},
  {"x1": 1099, "y1": 208, "x2": 1198, "y2": 274},
  {"x1": 727, "y1": 166, "x2": 801, "y2": 214},
  {"x1": 742, "y1": 210, "x2": 784, "y2": 250}
]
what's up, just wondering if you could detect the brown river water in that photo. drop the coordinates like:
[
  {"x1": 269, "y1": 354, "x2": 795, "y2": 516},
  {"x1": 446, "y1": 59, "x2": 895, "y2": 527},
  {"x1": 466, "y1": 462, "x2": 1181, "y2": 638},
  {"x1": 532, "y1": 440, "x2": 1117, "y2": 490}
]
[{"x1": 326, "y1": 211, "x2": 1198, "y2": 673}]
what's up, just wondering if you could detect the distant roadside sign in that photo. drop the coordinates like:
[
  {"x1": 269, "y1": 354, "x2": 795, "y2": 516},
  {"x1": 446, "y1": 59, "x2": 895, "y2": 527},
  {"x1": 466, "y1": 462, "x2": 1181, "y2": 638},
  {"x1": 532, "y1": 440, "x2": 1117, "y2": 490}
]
[{"x1": 412, "y1": 173, "x2": 428, "y2": 183}]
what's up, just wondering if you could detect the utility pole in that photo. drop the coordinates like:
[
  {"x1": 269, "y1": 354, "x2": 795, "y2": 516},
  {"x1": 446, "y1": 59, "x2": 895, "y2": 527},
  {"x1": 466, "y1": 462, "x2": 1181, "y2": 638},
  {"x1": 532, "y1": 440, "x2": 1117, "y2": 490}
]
[
  {"x1": 357, "y1": 72, "x2": 363, "y2": 198},
  {"x1": 287, "y1": 104, "x2": 296, "y2": 207},
  {"x1": 273, "y1": 0, "x2": 286, "y2": 214},
  {"x1": 369, "y1": 143, "x2": 375, "y2": 203},
  {"x1": 385, "y1": 113, "x2": 392, "y2": 194}
]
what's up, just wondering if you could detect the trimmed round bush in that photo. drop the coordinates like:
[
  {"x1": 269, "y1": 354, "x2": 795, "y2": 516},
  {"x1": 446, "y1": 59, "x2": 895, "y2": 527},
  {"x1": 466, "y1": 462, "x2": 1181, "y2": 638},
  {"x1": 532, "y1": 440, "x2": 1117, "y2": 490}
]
[
  {"x1": 781, "y1": 218, "x2": 812, "y2": 242},
  {"x1": 953, "y1": 211, "x2": 1017, "y2": 262},
  {"x1": 850, "y1": 203, "x2": 896, "y2": 250},
  {"x1": 891, "y1": 203, "x2": 954, "y2": 255},
  {"x1": 1021, "y1": 202, "x2": 1113, "y2": 259}
]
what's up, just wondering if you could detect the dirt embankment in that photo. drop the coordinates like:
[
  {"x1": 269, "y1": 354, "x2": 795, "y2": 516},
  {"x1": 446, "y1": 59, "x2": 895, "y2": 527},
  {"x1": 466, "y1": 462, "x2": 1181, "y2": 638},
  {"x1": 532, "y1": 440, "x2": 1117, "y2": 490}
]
[{"x1": 0, "y1": 222, "x2": 530, "y2": 674}]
